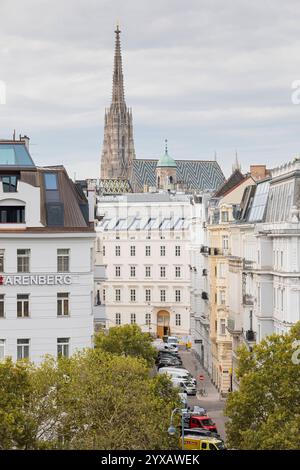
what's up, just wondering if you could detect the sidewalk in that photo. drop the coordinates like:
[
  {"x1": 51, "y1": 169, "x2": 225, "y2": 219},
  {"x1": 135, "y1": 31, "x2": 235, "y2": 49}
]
[{"x1": 180, "y1": 349, "x2": 227, "y2": 440}]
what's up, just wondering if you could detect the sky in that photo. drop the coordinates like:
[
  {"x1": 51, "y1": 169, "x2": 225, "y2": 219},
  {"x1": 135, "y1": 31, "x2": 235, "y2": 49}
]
[{"x1": 1, "y1": 0, "x2": 300, "y2": 179}]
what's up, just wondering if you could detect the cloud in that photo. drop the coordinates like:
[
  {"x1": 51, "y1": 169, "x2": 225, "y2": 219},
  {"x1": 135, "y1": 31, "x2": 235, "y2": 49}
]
[{"x1": 1, "y1": 0, "x2": 300, "y2": 178}]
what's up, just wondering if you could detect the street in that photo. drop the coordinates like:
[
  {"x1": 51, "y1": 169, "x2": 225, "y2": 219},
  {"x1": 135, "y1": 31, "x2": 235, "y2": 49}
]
[{"x1": 179, "y1": 349, "x2": 227, "y2": 441}]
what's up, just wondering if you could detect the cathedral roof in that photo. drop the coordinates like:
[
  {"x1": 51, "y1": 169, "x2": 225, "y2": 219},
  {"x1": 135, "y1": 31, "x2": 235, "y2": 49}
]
[{"x1": 130, "y1": 159, "x2": 225, "y2": 192}]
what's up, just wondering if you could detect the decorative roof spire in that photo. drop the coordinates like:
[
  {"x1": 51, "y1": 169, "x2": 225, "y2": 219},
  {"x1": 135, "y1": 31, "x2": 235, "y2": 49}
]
[
  {"x1": 165, "y1": 138, "x2": 168, "y2": 154},
  {"x1": 232, "y1": 149, "x2": 241, "y2": 173},
  {"x1": 112, "y1": 22, "x2": 125, "y2": 107}
]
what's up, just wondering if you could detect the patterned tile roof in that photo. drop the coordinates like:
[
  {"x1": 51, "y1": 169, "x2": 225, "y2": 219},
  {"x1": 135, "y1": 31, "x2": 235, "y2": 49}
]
[{"x1": 130, "y1": 159, "x2": 225, "y2": 192}]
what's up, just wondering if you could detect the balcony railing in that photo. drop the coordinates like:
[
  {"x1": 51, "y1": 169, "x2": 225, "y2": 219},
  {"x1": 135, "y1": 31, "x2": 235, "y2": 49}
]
[
  {"x1": 243, "y1": 294, "x2": 254, "y2": 306},
  {"x1": 245, "y1": 330, "x2": 256, "y2": 342}
]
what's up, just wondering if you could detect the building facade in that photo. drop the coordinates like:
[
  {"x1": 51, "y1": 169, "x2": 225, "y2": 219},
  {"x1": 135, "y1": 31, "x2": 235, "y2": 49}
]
[
  {"x1": 94, "y1": 192, "x2": 193, "y2": 338},
  {"x1": 0, "y1": 138, "x2": 95, "y2": 363}
]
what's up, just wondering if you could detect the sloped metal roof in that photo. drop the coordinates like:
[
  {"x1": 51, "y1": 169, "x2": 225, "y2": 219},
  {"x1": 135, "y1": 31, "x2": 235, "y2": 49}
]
[{"x1": 130, "y1": 159, "x2": 225, "y2": 192}]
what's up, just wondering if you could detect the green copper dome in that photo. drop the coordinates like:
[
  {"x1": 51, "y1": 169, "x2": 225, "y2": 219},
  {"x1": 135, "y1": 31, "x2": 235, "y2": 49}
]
[{"x1": 157, "y1": 140, "x2": 177, "y2": 168}]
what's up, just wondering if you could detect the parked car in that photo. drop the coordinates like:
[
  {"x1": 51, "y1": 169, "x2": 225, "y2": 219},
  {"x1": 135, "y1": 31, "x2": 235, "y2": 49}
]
[
  {"x1": 182, "y1": 435, "x2": 225, "y2": 450},
  {"x1": 158, "y1": 367, "x2": 196, "y2": 386},
  {"x1": 184, "y1": 428, "x2": 214, "y2": 438},
  {"x1": 179, "y1": 392, "x2": 188, "y2": 408},
  {"x1": 158, "y1": 343, "x2": 179, "y2": 353},
  {"x1": 192, "y1": 405, "x2": 207, "y2": 416},
  {"x1": 157, "y1": 358, "x2": 182, "y2": 369},
  {"x1": 180, "y1": 381, "x2": 197, "y2": 396},
  {"x1": 185, "y1": 414, "x2": 218, "y2": 434}
]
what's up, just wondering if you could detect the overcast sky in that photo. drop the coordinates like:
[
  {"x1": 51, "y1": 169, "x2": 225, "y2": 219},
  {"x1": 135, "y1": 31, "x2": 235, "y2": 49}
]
[{"x1": 1, "y1": 0, "x2": 300, "y2": 179}]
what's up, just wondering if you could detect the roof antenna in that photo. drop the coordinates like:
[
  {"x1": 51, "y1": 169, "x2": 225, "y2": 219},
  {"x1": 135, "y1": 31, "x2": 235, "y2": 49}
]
[{"x1": 13, "y1": 129, "x2": 16, "y2": 140}]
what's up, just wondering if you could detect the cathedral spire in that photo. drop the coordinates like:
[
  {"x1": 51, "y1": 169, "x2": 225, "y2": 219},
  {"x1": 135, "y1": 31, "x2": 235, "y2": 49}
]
[
  {"x1": 100, "y1": 26, "x2": 135, "y2": 180},
  {"x1": 112, "y1": 23, "x2": 125, "y2": 107}
]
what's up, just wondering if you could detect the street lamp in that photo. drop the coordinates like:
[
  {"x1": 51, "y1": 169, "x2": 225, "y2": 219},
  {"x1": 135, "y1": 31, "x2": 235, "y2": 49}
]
[{"x1": 168, "y1": 407, "x2": 191, "y2": 450}]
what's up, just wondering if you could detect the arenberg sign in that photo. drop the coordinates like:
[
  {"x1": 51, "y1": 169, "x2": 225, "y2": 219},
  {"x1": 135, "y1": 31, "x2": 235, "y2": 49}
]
[{"x1": 0, "y1": 275, "x2": 72, "y2": 286}]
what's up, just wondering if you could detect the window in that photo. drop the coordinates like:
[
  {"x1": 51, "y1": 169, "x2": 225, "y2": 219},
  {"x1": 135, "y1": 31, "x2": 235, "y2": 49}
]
[
  {"x1": 1, "y1": 175, "x2": 18, "y2": 192},
  {"x1": 17, "y1": 294, "x2": 29, "y2": 317},
  {"x1": 130, "y1": 266, "x2": 136, "y2": 277},
  {"x1": 57, "y1": 293, "x2": 69, "y2": 316},
  {"x1": 131, "y1": 313, "x2": 136, "y2": 324},
  {"x1": 160, "y1": 246, "x2": 166, "y2": 256},
  {"x1": 115, "y1": 289, "x2": 121, "y2": 302},
  {"x1": 44, "y1": 173, "x2": 58, "y2": 190},
  {"x1": 103, "y1": 289, "x2": 106, "y2": 302},
  {"x1": 0, "y1": 294, "x2": 4, "y2": 317},
  {"x1": 175, "y1": 246, "x2": 181, "y2": 256},
  {"x1": 102, "y1": 245, "x2": 106, "y2": 257},
  {"x1": 218, "y1": 263, "x2": 226, "y2": 278},
  {"x1": 17, "y1": 249, "x2": 30, "y2": 273},
  {"x1": 160, "y1": 266, "x2": 166, "y2": 278},
  {"x1": 130, "y1": 246, "x2": 136, "y2": 257},
  {"x1": 221, "y1": 211, "x2": 229, "y2": 222},
  {"x1": 0, "y1": 206, "x2": 25, "y2": 223},
  {"x1": 130, "y1": 289, "x2": 136, "y2": 302},
  {"x1": 222, "y1": 236, "x2": 229, "y2": 251},
  {"x1": 57, "y1": 249, "x2": 70, "y2": 272},
  {"x1": 0, "y1": 249, "x2": 4, "y2": 272},
  {"x1": 145, "y1": 313, "x2": 151, "y2": 326},
  {"x1": 175, "y1": 266, "x2": 181, "y2": 278},
  {"x1": 145, "y1": 266, "x2": 151, "y2": 278},
  {"x1": 17, "y1": 339, "x2": 30, "y2": 360},
  {"x1": 220, "y1": 319, "x2": 226, "y2": 335},
  {"x1": 160, "y1": 289, "x2": 166, "y2": 302},
  {"x1": 175, "y1": 313, "x2": 181, "y2": 326},
  {"x1": 115, "y1": 266, "x2": 121, "y2": 277},
  {"x1": 0, "y1": 339, "x2": 5, "y2": 359},
  {"x1": 219, "y1": 291, "x2": 226, "y2": 305},
  {"x1": 115, "y1": 245, "x2": 121, "y2": 256},
  {"x1": 115, "y1": 313, "x2": 121, "y2": 325},
  {"x1": 175, "y1": 290, "x2": 181, "y2": 302},
  {"x1": 57, "y1": 338, "x2": 69, "y2": 358},
  {"x1": 145, "y1": 289, "x2": 151, "y2": 302},
  {"x1": 145, "y1": 246, "x2": 151, "y2": 257}
]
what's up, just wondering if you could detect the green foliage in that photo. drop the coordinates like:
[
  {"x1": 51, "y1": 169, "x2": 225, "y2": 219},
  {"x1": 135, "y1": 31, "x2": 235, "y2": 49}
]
[
  {"x1": 94, "y1": 324, "x2": 157, "y2": 366},
  {"x1": 225, "y1": 322, "x2": 300, "y2": 449},
  {"x1": 0, "y1": 348, "x2": 179, "y2": 450}
]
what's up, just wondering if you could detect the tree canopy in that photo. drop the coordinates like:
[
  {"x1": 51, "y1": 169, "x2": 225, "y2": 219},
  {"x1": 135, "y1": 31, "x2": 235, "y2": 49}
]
[
  {"x1": 225, "y1": 322, "x2": 300, "y2": 449},
  {"x1": 0, "y1": 347, "x2": 179, "y2": 450},
  {"x1": 94, "y1": 324, "x2": 157, "y2": 366}
]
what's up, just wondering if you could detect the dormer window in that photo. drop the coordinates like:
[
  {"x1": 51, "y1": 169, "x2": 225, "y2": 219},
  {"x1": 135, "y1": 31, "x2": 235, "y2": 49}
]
[
  {"x1": 44, "y1": 173, "x2": 58, "y2": 190},
  {"x1": 1, "y1": 175, "x2": 18, "y2": 192}
]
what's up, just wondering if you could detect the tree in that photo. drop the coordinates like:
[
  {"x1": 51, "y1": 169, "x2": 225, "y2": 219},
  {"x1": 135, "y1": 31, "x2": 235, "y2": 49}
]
[
  {"x1": 94, "y1": 324, "x2": 157, "y2": 366},
  {"x1": 225, "y1": 322, "x2": 300, "y2": 449},
  {"x1": 0, "y1": 349, "x2": 179, "y2": 450}
]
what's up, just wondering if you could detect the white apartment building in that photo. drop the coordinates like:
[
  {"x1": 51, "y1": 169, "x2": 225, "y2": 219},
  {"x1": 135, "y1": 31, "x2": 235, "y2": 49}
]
[
  {"x1": 227, "y1": 158, "x2": 300, "y2": 388},
  {"x1": 94, "y1": 192, "x2": 193, "y2": 338},
  {"x1": 0, "y1": 138, "x2": 95, "y2": 363}
]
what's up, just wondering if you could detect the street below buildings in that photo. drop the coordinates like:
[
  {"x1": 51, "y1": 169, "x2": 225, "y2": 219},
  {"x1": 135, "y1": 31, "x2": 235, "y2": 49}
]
[{"x1": 180, "y1": 349, "x2": 227, "y2": 441}]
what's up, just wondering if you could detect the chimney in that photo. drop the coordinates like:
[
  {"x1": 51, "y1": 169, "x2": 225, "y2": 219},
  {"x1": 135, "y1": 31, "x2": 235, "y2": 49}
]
[
  {"x1": 20, "y1": 134, "x2": 30, "y2": 151},
  {"x1": 250, "y1": 165, "x2": 267, "y2": 180}
]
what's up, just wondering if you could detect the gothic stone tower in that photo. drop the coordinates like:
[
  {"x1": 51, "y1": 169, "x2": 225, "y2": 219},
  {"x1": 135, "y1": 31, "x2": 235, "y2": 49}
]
[{"x1": 100, "y1": 25, "x2": 135, "y2": 180}]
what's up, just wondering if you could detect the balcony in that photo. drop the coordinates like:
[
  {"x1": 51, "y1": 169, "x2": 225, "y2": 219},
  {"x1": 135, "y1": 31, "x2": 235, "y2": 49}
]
[
  {"x1": 243, "y1": 259, "x2": 255, "y2": 270},
  {"x1": 94, "y1": 264, "x2": 107, "y2": 281},
  {"x1": 243, "y1": 294, "x2": 254, "y2": 306},
  {"x1": 226, "y1": 318, "x2": 242, "y2": 336},
  {"x1": 245, "y1": 330, "x2": 256, "y2": 343}
]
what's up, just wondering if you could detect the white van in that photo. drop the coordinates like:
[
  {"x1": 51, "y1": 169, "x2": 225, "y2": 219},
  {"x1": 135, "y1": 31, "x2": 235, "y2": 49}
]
[{"x1": 158, "y1": 367, "x2": 196, "y2": 386}]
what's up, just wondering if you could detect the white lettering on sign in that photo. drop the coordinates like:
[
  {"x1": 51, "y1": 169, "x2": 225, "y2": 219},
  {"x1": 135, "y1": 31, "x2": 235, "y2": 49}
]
[{"x1": 0, "y1": 275, "x2": 72, "y2": 286}]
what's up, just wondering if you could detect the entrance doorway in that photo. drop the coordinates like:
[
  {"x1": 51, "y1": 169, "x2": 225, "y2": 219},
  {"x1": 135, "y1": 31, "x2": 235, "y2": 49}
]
[{"x1": 157, "y1": 310, "x2": 170, "y2": 338}]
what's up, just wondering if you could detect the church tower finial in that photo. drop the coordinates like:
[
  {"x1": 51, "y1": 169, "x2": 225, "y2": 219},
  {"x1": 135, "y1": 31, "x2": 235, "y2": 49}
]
[
  {"x1": 100, "y1": 25, "x2": 136, "y2": 180},
  {"x1": 112, "y1": 22, "x2": 125, "y2": 107}
]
